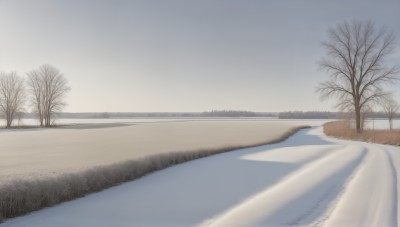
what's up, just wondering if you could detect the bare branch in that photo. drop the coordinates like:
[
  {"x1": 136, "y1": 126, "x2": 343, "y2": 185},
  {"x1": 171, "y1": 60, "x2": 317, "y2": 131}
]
[
  {"x1": 317, "y1": 20, "x2": 399, "y2": 132},
  {"x1": 381, "y1": 96, "x2": 399, "y2": 130},
  {"x1": 0, "y1": 72, "x2": 25, "y2": 128},
  {"x1": 26, "y1": 65, "x2": 70, "y2": 127}
]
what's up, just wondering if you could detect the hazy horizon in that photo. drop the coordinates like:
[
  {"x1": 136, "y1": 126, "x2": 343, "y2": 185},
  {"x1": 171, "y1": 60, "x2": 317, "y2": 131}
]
[{"x1": 1, "y1": 0, "x2": 399, "y2": 112}]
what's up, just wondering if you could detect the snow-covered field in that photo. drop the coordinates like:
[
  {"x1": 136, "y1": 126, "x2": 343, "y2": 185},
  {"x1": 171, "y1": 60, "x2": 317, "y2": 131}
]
[
  {"x1": 0, "y1": 119, "x2": 311, "y2": 182},
  {"x1": 3, "y1": 117, "x2": 397, "y2": 129},
  {"x1": 2, "y1": 125, "x2": 399, "y2": 227},
  {"x1": 1, "y1": 117, "x2": 330, "y2": 126}
]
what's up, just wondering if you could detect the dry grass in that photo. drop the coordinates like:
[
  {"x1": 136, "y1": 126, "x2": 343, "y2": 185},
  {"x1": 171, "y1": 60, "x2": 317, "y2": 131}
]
[
  {"x1": 324, "y1": 121, "x2": 400, "y2": 146},
  {"x1": 0, "y1": 125, "x2": 309, "y2": 222}
]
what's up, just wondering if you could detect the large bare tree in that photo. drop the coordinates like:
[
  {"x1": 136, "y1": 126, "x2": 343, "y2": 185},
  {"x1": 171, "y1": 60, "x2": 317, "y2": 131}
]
[
  {"x1": 0, "y1": 72, "x2": 25, "y2": 128},
  {"x1": 317, "y1": 20, "x2": 399, "y2": 132},
  {"x1": 27, "y1": 65, "x2": 70, "y2": 127},
  {"x1": 382, "y1": 97, "x2": 399, "y2": 130}
]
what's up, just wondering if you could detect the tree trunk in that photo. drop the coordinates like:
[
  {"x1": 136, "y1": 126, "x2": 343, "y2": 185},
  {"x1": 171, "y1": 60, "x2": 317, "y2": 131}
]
[
  {"x1": 39, "y1": 114, "x2": 43, "y2": 127},
  {"x1": 6, "y1": 114, "x2": 12, "y2": 128},
  {"x1": 355, "y1": 107, "x2": 362, "y2": 133}
]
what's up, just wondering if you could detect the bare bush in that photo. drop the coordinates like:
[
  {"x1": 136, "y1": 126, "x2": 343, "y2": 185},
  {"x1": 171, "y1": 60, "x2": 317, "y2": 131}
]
[
  {"x1": 317, "y1": 20, "x2": 399, "y2": 133},
  {"x1": 0, "y1": 126, "x2": 308, "y2": 221},
  {"x1": 27, "y1": 65, "x2": 70, "y2": 127},
  {"x1": 0, "y1": 72, "x2": 25, "y2": 128},
  {"x1": 381, "y1": 97, "x2": 399, "y2": 130}
]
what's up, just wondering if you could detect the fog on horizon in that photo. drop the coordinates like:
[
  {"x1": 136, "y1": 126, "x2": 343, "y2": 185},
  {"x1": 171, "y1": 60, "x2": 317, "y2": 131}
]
[{"x1": 0, "y1": 0, "x2": 399, "y2": 113}]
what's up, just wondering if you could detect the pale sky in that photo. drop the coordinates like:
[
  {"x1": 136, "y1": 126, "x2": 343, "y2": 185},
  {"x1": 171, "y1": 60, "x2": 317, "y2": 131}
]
[{"x1": 0, "y1": 0, "x2": 399, "y2": 112}]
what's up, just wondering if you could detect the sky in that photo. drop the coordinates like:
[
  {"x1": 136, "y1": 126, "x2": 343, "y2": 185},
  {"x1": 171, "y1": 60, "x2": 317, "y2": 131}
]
[{"x1": 0, "y1": 0, "x2": 399, "y2": 112}]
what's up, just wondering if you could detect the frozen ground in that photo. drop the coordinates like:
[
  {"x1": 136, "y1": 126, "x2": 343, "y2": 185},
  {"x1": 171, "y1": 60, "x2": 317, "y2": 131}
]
[
  {"x1": 0, "y1": 119, "x2": 311, "y2": 181},
  {"x1": 2, "y1": 126, "x2": 399, "y2": 227}
]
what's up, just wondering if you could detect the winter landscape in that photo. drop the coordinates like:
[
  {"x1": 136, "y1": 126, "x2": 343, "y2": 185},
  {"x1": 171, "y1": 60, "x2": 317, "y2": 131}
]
[{"x1": 1, "y1": 1, "x2": 400, "y2": 227}]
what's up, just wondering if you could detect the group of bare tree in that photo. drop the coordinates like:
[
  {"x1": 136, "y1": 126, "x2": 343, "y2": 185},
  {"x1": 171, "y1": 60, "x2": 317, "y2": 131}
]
[
  {"x1": 0, "y1": 65, "x2": 70, "y2": 128},
  {"x1": 317, "y1": 20, "x2": 399, "y2": 132}
]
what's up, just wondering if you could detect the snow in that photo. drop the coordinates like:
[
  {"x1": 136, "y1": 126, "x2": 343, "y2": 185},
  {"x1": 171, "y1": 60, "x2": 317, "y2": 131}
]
[
  {"x1": 0, "y1": 120, "x2": 301, "y2": 182},
  {"x1": 2, "y1": 125, "x2": 400, "y2": 227}
]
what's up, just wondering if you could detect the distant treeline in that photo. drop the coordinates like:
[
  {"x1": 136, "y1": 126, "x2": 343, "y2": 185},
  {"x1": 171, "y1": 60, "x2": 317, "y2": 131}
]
[
  {"x1": 278, "y1": 111, "x2": 400, "y2": 119},
  {"x1": 14, "y1": 110, "x2": 277, "y2": 119},
  {"x1": 198, "y1": 110, "x2": 276, "y2": 117},
  {"x1": 278, "y1": 111, "x2": 338, "y2": 119},
  {"x1": 11, "y1": 110, "x2": 398, "y2": 120}
]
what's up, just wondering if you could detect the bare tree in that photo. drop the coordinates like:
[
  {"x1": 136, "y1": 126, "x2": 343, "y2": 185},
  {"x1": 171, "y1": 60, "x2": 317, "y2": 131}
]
[
  {"x1": 382, "y1": 97, "x2": 399, "y2": 130},
  {"x1": 317, "y1": 20, "x2": 399, "y2": 133},
  {"x1": 27, "y1": 70, "x2": 44, "y2": 126},
  {"x1": 0, "y1": 72, "x2": 25, "y2": 128},
  {"x1": 27, "y1": 65, "x2": 70, "y2": 127},
  {"x1": 360, "y1": 104, "x2": 374, "y2": 130}
]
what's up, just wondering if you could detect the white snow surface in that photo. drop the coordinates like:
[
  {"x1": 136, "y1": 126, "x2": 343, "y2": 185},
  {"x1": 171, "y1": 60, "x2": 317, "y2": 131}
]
[{"x1": 2, "y1": 126, "x2": 400, "y2": 227}]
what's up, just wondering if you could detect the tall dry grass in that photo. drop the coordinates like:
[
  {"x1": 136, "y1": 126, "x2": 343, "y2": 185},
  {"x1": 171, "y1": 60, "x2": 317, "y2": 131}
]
[
  {"x1": 0, "y1": 125, "x2": 309, "y2": 222},
  {"x1": 324, "y1": 121, "x2": 400, "y2": 146}
]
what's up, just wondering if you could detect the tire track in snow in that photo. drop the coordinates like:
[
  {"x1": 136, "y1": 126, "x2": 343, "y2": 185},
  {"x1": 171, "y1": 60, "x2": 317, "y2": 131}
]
[
  {"x1": 322, "y1": 145, "x2": 397, "y2": 227},
  {"x1": 309, "y1": 144, "x2": 374, "y2": 227},
  {"x1": 303, "y1": 145, "x2": 369, "y2": 227},
  {"x1": 386, "y1": 148, "x2": 399, "y2": 227},
  {"x1": 287, "y1": 145, "x2": 367, "y2": 226},
  {"x1": 387, "y1": 145, "x2": 400, "y2": 226},
  {"x1": 203, "y1": 144, "x2": 367, "y2": 227}
]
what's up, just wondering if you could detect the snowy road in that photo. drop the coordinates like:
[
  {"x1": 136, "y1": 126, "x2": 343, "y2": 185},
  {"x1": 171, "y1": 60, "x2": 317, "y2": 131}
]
[{"x1": 2, "y1": 127, "x2": 399, "y2": 227}]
